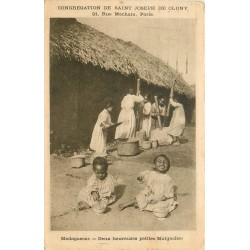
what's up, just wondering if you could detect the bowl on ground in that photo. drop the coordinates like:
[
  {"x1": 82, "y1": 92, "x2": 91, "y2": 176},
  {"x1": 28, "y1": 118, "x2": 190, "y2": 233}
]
[
  {"x1": 153, "y1": 207, "x2": 169, "y2": 220},
  {"x1": 92, "y1": 203, "x2": 106, "y2": 215}
]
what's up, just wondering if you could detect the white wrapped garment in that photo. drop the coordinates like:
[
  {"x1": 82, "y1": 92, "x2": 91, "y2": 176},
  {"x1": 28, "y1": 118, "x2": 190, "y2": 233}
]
[
  {"x1": 168, "y1": 98, "x2": 185, "y2": 137},
  {"x1": 90, "y1": 109, "x2": 112, "y2": 154},
  {"x1": 78, "y1": 173, "x2": 116, "y2": 207},
  {"x1": 136, "y1": 171, "x2": 178, "y2": 212},
  {"x1": 115, "y1": 94, "x2": 144, "y2": 139},
  {"x1": 142, "y1": 102, "x2": 152, "y2": 139}
]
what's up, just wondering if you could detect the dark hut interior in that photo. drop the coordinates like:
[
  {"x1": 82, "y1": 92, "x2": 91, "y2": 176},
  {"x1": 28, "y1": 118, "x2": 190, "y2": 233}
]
[{"x1": 50, "y1": 18, "x2": 195, "y2": 151}]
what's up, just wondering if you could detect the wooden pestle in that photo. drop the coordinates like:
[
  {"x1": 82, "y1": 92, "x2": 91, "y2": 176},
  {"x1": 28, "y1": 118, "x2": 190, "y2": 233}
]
[{"x1": 154, "y1": 96, "x2": 162, "y2": 129}]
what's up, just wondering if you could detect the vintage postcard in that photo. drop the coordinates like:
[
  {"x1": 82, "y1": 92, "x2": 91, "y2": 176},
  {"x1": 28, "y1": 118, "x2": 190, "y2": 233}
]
[{"x1": 45, "y1": 0, "x2": 204, "y2": 249}]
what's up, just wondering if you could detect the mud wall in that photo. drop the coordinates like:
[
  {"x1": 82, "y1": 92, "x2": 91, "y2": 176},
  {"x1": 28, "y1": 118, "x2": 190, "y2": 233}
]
[{"x1": 50, "y1": 60, "x2": 195, "y2": 150}]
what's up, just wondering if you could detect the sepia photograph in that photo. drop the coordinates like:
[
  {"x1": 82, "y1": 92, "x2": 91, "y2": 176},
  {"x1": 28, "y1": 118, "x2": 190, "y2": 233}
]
[{"x1": 49, "y1": 17, "x2": 197, "y2": 231}]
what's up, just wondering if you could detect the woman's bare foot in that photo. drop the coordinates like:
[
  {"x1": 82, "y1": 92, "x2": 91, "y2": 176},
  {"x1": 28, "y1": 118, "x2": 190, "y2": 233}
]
[
  {"x1": 134, "y1": 204, "x2": 139, "y2": 209},
  {"x1": 78, "y1": 202, "x2": 91, "y2": 210}
]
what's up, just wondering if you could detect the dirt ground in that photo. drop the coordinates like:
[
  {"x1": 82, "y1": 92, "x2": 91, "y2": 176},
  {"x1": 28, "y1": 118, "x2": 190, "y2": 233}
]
[{"x1": 50, "y1": 127, "x2": 196, "y2": 231}]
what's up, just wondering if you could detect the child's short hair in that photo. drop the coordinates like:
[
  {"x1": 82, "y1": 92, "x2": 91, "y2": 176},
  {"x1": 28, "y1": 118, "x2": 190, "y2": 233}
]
[
  {"x1": 93, "y1": 157, "x2": 108, "y2": 170},
  {"x1": 153, "y1": 154, "x2": 170, "y2": 170}
]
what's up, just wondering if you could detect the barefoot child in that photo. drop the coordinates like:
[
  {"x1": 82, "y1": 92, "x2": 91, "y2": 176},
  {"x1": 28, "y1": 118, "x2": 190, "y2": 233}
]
[
  {"x1": 78, "y1": 157, "x2": 116, "y2": 212},
  {"x1": 118, "y1": 154, "x2": 177, "y2": 217}
]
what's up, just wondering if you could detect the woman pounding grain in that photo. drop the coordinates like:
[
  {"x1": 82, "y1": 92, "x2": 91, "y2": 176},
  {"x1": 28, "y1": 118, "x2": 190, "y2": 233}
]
[
  {"x1": 151, "y1": 96, "x2": 167, "y2": 129},
  {"x1": 115, "y1": 88, "x2": 144, "y2": 140}
]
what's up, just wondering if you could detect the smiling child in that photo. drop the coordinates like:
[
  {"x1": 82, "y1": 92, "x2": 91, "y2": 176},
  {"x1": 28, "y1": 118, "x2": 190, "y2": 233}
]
[{"x1": 118, "y1": 154, "x2": 177, "y2": 217}]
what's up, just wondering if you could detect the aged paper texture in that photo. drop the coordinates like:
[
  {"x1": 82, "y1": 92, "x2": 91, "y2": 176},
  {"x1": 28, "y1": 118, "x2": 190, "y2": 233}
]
[{"x1": 45, "y1": 0, "x2": 204, "y2": 249}]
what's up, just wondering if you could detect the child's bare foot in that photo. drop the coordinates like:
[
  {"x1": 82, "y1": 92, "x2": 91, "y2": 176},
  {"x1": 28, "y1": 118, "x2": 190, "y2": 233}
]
[
  {"x1": 134, "y1": 204, "x2": 139, "y2": 209},
  {"x1": 118, "y1": 203, "x2": 127, "y2": 211},
  {"x1": 118, "y1": 199, "x2": 137, "y2": 211},
  {"x1": 172, "y1": 141, "x2": 181, "y2": 146},
  {"x1": 78, "y1": 202, "x2": 91, "y2": 211}
]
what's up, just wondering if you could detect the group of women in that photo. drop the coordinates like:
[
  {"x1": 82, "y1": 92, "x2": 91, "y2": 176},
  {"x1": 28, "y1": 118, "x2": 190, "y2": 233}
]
[{"x1": 89, "y1": 88, "x2": 186, "y2": 155}]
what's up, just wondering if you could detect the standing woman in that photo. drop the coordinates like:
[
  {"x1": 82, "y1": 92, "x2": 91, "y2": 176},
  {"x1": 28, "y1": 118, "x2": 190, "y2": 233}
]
[
  {"x1": 115, "y1": 88, "x2": 144, "y2": 140},
  {"x1": 89, "y1": 101, "x2": 114, "y2": 155},
  {"x1": 168, "y1": 96, "x2": 186, "y2": 145},
  {"x1": 141, "y1": 94, "x2": 152, "y2": 140},
  {"x1": 151, "y1": 96, "x2": 167, "y2": 129}
]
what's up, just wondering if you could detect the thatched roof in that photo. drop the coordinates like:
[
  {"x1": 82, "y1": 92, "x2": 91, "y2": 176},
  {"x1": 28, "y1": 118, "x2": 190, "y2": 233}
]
[{"x1": 50, "y1": 18, "x2": 194, "y2": 98}]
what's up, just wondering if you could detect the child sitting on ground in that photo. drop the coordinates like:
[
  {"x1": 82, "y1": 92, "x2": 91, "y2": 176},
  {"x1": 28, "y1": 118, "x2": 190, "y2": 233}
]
[
  {"x1": 118, "y1": 154, "x2": 177, "y2": 216},
  {"x1": 78, "y1": 157, "x2": 116, "y2": 211}
]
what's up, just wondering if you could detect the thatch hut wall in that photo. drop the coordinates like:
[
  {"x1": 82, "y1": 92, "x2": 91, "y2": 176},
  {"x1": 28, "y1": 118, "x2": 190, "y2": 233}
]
[
  {"x1": 50, "y1": 18, "x2": 195, "y2": 149},
  {"x1": 50, "y1": 59, "x2": 195, "y2": 149}
]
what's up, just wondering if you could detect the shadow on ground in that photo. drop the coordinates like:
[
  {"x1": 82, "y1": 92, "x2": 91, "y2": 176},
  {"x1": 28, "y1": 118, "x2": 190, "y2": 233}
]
[
  {"x1": 114, "y1": 184, "x2": 126, "y2": 202},
  {"x1": 50, "y1": 127, "x2": 196, "y2": 231}
]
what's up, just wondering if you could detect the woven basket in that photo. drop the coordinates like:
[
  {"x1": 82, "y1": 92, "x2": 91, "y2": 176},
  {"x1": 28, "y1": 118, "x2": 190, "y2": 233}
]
[{"x1": 117, "y1": 139, "x2": 140, "y2": 156}]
